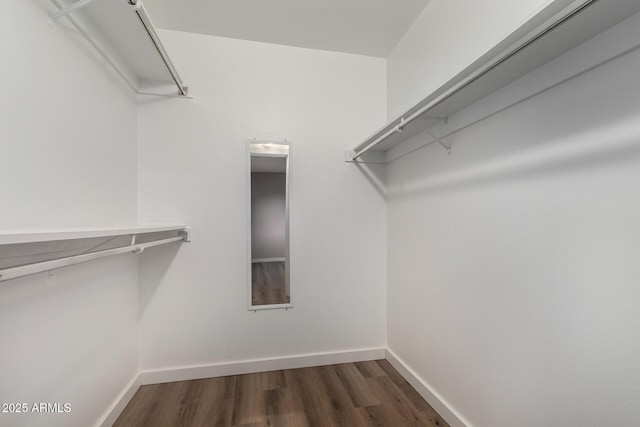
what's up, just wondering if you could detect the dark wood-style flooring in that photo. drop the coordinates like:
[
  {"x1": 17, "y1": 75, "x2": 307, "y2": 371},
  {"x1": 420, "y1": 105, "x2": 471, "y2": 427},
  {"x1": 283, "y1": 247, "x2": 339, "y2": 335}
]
[
  {"x1": 252, "y1": 261, "x2": 289, "y2": 306},
  {"x1": 114, "y1": 360, "x2": 449, "y2": 427}
]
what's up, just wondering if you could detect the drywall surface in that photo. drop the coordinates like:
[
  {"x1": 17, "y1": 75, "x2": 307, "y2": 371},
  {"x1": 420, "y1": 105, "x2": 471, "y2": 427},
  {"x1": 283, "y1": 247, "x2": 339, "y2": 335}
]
[
  {"x1": 1, "y1": 6, "x2": 137, "y2": 228},
  {"x1": 0, "y1": 2, "x2": 138, "y2": 426},
  {"x1": 138, "y1": 31, "x2": 387, "y2": 371},
  {"x1": 251, "y1": 173, "x2": 286, "y2": 260},
  {"x1": 386, "y1": 12, "x2": 640, "y2": 427},
  {"x1": 386, "y1": 0, "x2": 553, "y2": 118}
]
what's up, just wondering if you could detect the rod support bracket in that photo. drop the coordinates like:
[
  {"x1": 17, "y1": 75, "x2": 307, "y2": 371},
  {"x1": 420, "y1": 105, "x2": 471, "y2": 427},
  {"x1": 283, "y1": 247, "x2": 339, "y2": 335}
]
[
  {"x1": 437, "y1": 140, "x2": 453, "y2": 155},
  {"x1": 179, "y1": 229, "x2": 191, "y2": 242},
  {"x1": 128, "y1": 0, "x2": 142, "y2": 11},
  {"x1": 48, "y1": 0, "x2": 100, "y2": 21},
  {"x1": 344, "y1": 149, "x2": 386, "y2": 164},
  {"x1": 417, "y1": 121, "x2": 452, "y2": 155},
  {"x1": 396, "y1": 117, "x2": 407, "y2": 133}
]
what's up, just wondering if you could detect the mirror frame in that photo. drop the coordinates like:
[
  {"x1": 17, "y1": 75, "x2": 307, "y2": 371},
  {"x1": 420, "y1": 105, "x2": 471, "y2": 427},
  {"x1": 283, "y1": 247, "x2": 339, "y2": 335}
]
[{"x1": 246, "y1": 140, "x2": 292, "y2": 311}]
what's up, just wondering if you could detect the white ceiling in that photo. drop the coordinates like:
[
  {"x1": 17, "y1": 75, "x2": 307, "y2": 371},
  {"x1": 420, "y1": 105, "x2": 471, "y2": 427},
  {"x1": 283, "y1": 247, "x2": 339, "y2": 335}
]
[{"x1": 144, "y1": 0, "x2": 430, "y2": 57}]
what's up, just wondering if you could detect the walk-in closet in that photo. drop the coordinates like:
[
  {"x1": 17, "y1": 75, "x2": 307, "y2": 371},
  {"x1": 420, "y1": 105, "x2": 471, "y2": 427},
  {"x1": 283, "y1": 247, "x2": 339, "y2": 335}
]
[{"x1": 2, "y1": 0, "x2": 639, "y2": 426}]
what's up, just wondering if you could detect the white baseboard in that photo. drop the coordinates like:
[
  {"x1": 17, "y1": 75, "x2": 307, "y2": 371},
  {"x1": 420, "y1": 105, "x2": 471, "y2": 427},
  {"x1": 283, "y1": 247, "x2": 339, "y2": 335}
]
[
  {"x1": 385, "y1": 348, "x2": 472, "y2": 427},
  {"x1": 97, "y1": 374, "x2": 141, "y2": 427},
  {"x1": 252, "y1": 257, "x2": 285, "y2": 263},
  {"x1": 139, "y1": 347, "x2": 386, "y2": 385},
  {"x1": 98, "y1": 347, "x2": 466, "y2": 427}
]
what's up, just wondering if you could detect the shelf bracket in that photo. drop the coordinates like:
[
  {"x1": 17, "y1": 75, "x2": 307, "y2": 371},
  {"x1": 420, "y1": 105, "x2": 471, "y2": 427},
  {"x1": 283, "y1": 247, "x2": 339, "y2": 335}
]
[
  {"x1": 396, "y1": 117, "x2": 408, "y2": 132},
  {"x1": 49, "y1": 0, "x2": 100, "y2": 21},
  {"x1": 417, "y1": 118, "x2": 451, "y2": 154},
  {"x1": 179, "y1": 229, "x2": 191, "y2": 243},
  {"x1": 424, "y1": 116, "x2": 449, "y2": 123},
  {"x1": 344, "y1": 149, "x2": 386, "y2": 164},
  {"x1": 428, "y1": 130, "x2": 452, "y2": 154}
]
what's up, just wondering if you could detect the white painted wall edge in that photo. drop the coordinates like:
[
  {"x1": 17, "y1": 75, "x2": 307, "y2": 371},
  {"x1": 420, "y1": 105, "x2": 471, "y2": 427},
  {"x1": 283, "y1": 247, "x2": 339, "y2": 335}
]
[
  {"x1": 385, "y1": 348, "x2": 472, "y2": 427},
  {"x1": 251, "y1": 258, "x2": 286, "y2": 263},
  {"x1": 140, "y1": 348, "x2": 386, "y2": 385},
  {"x1": 96, "y1": 374, "x2": 141, "y2": 427}
]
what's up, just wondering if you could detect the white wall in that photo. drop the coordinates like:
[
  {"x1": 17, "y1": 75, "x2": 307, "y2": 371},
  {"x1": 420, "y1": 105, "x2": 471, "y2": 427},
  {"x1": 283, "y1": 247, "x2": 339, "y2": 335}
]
[
  {"x1": 0, "y1": 2, "x2": 139, "y2": 426},
  {"x1": 387, "y1": 0, "x2": 553, "y2": 118},
  {"x1": 137, "y1": 31, "x2": 387, "y2": 372},
  {"x1": 251, "y1": 172, "x2": 286, "y2": 260},
  {"x1": 386, "y1": 8, "x2": 640, "y2": 427}
]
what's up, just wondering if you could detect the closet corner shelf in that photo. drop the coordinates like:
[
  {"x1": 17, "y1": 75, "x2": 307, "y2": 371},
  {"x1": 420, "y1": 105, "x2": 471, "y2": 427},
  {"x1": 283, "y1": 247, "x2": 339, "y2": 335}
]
[
  {"x1": 0, "y1": 224, "x2": 189, "y2": 245},
  {"x1": 350, "y1": 0, "x2": 640, "y2": 162},
  {"x1": 49, "y1": 0, "x2": 190, "y2": 98}
]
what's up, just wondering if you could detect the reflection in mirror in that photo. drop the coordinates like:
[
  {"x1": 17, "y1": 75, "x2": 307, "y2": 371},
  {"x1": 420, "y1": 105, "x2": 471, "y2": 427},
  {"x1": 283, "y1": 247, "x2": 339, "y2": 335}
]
[{"x1": 248, "y1": 141, "x2": 291, "y2": 309}]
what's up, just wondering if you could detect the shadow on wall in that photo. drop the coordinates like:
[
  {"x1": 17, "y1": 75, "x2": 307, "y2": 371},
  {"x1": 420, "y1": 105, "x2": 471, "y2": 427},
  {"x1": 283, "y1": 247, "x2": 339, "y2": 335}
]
[
  {"x1": 389, "y1": 114, "x2": 640, "y2": 201},
  {"x1": 0, "y1": 235, "x2": 132, "y2": 317},
  {"x1": 0, "y1": 255, "x2": 138, "y2": 424},
  {"x1": 353, "y1": 161, "x2": 388, "y2": 200},
  {"x1": 31, "y1": 0, "x2": 134, "y2": 100},
  {"x1": 385, "y1": 36, "x2": 640, "y2": 201},
  {"x1": 138, "y1": 243, "x2": 182, "y2": 316}
]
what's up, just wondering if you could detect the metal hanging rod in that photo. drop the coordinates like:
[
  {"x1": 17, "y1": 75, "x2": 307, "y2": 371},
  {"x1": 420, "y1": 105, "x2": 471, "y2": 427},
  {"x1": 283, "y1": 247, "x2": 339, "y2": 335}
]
[
  {"x1": 388, "y1": 42, "x2": 640, "y2": 164},
  {"x1": 0, "y1": 234, "x2": 188, "y2": 283},
  {"x1": 351, "y1": 0, "x2": 599, "y2": 160},
  {"x1": 48, "y1": 0, "x2": 189, "y2": 98},
  {"x1": 128, "y1": 0, "x2": 188, "y2": 97}
]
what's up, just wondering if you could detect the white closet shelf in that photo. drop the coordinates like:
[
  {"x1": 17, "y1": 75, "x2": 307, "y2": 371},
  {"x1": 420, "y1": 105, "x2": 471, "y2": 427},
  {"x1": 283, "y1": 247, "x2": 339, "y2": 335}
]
[
  {"x1": 0, "y1": 224, "x2": 190, "y2": 282},
  {"x1": 50, "y1": 0, "x2": 190, "y2": 98},
  {"x1": 349, "y1": 0, "x2": 640, "y2": 161},
  {"x1": 0, "y1": 224, "x2": 189, "y2": 245}
]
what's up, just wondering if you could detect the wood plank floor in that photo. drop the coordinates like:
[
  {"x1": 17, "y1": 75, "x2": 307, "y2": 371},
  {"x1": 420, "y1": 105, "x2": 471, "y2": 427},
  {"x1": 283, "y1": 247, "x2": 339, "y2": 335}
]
[
  {"x1": 252, "y1": 261, "x2": 289, "y2": 306},
  {"x1": 114, "y1": 360, "x2": 449, "y2": 427}
]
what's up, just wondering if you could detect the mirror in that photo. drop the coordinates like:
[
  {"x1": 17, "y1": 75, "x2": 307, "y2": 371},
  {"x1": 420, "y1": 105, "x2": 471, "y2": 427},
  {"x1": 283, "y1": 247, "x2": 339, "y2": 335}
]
[{"x1": 247, "y1": 141, "x2": 291, "y2": 309}]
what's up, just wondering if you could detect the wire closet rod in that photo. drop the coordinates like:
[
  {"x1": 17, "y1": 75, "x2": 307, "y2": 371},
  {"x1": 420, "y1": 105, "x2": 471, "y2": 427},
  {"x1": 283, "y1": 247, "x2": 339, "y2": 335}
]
[
  {"x1": 351, "y1": 0, "x2": 598, "y2": 160},
  {"x1": 129, "y1": 0, "x2": 188, "y2": 96},
  {"x1": 386, "y1": 42, "x2": 640, "y2": 164},
  {"x1": 49, "y1": 0, "x2": 189, "y2": 97},
  {"x1": 0, "y1": 235, "x2": 185, "y2": 283}
]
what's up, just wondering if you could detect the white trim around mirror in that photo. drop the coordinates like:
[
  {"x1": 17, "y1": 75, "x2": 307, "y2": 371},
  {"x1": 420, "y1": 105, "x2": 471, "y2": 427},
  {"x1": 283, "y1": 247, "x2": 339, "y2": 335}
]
[{"x1": 246, "y1": 139, "x2": 292, "y2": 312}]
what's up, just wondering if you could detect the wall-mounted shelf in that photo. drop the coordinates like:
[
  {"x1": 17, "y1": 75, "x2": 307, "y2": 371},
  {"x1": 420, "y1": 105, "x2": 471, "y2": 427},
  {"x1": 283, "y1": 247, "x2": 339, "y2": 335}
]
[
  {"x1": 0, "y1": 224, "x2": 191, "y2": 282},
  {"x1": 50, "y1": 0, "x2": 190, "y2": 98},
  {"x1": 349, "y1": 0, "x2": 640, "y2": 162},
  {"x1": 0, "y1": 224, "x2": 189, "y2": 245}
]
